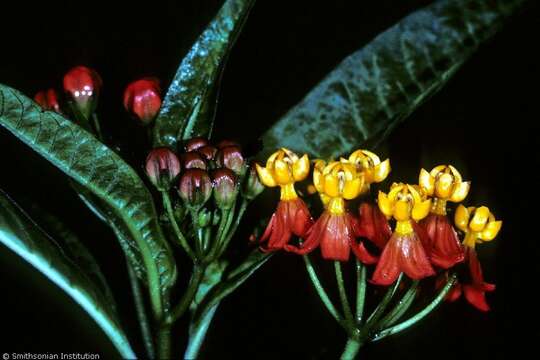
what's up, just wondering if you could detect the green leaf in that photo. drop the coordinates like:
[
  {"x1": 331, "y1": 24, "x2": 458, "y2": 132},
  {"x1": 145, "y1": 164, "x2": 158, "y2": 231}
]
[
  {"x1": 153, "y1": 0, "x2": 255, "y2": 148},
  {"x1": 192, "y1": 249, "x2": 272, "y2": 323},
  {"x1": 0, "y1": 189, "x2": 136, "y2": 358},
  {"x1": 30, "y1": 204, "x2": 118, "y2": 309},
  {"x1": 0, "y1": 84, "x2": 176, "y2": 316},
  {"x1": 260, "y1": 0, "x2": 525, "y2": 159}
]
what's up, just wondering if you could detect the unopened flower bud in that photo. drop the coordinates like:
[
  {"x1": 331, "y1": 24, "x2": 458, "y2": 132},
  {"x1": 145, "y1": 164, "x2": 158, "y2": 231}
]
[
  {"x1": 198, "y1": 209, "x2": 212, "y2": 227},
  {"x1": 216, "y1": 146, "x2": 245, "y2": 175},
  {"x1": 183, "y1": 152, "x2": 207, "y2": 170},
  {"x1": 212, "y1": 168, "x2": 238, "y2": 209},
  {"x1": 34, "y1": 89, "x2": 62, "y2": 113},
  {"x1": 145, "y1": 148, "x2": 181, "y2": 190},
  {"x1": 123, "y1": 78, "x2": 161, "y2": 125},
  {"x1": 216, "y1": 140, "x2": 239, "y2": 149},
  {"x1": 178, "y1": 169, "x2": 212, "y2": 209},
  {"x1": 185, "y1": 137, "x2": 209, "y2": 152},
  {"x1": 242, "y1": 164, "x2": 265, "y2": 200},
  {"x1": 63, "y1": 66, "x2": 102, "y2": 120},
  {"x1": 198, "y1": 145, "x2": 218, "y2": 161}
]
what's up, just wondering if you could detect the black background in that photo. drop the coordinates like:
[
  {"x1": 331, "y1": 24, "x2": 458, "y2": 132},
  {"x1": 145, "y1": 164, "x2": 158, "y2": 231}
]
[{"x1": 0, "y1": 0, "x2": 537, "y2": 359}]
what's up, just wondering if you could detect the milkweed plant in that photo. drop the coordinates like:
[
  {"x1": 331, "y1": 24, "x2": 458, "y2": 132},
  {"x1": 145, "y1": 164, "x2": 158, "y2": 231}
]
[{"x1": 0, "y1": 0, "x2": 521, "y2": 358}]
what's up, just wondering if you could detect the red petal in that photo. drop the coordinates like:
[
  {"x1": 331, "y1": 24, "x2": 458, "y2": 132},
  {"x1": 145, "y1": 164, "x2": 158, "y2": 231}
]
[
  {"x1": 351, "y1": 241, "x2": 378, "y2": 264},
  {"x1": 466, "y1": 247, "x2": 495, "y2": 290},
  {"x1": 320, "y1": 214, "x2": 351, "y2": 261},
  {"x1": 420, "y1": 214, "x2": 464, "y2": 269},
  {"x1": 259, "y1": 202, "x2": 291, "y2": 251},
  {"x1": 397, "y1": 230, "x2": 435, "y2": 280},
  {"x1": 371, "y1": 233, "x2": 402, "y2": 285},
  {"x1": 463, "y1": 284, "x2": 491, "y2": 312},
  {"x1": 284, "y1": 212, "x2": 326, "y2": 255},
  {"x1": 357, "y1": 202, "x2": 392, "y2": 249},
  {"x1": 288, "y1": 198, "x2": 313, "y2": 237}
]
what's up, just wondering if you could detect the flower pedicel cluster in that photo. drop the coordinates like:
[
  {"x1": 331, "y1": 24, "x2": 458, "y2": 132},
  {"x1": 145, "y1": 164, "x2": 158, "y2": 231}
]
[{"x1": 256, "y1": 149, "x2": 501, "y2": 312}]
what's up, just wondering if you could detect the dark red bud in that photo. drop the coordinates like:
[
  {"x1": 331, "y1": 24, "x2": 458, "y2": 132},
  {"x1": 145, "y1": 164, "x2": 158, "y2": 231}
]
[
  {"x1": 216, "y1": 140, "x2": 239, "y2": 149},
  {"x1": 34, "y1": 89, "x2": 61, "y2": 113},
  {"x1": 63, "y1": 66, "x2": 102, "y2": 119},
  {"x1": 178, "y1": 169, "x2": 212, "y2": 209},
  {"x1": 197, "y1": 145, "x2": 218, "y2": 161},
  {"x1": 145, "y1": 148, "x2": 181, "y2": 189},
  {"x1": 216, "y1": 146, "x2": 245, "y2": 175},
  {"x1": 185, "y1": 137, "x2": 209, "y2": 152},
  {"x1": 242, "y1": 164, "x2": 265, "y2": 200},
  {"x1": 183, "y1": 152, "x2": 207, "y2": 170},
  {"x1": 212, "y1": 168, "x2": 238, "y2": 209},
  {"x1": 123, "y1": 78, "x2": 161, "y2": 125}
]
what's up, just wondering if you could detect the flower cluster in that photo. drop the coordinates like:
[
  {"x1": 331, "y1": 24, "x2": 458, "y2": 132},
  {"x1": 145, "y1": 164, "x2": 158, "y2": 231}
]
[
  {"x1": 146, "y1": 138, "x2": 261, "y2": 206},
  {"x1": 257, "y1": 150, "x2": 501, "y2": 311}
]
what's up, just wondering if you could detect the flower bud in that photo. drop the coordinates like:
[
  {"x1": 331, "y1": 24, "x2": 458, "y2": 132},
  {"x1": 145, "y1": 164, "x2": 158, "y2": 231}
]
[
  {"x1": 34, "y1": 89, "x2": 61, "y2": 113},
  {"x1": 198, "y1": 208, "x2": 212, "y2": 227},
  {"x1": 185, "y1": 137, "x2": 209, "y2": 152},
  {"x1": 216, "y1": 140, "x2": 239, "y2": 149},
  {"x1": 123, "y1": 78, "x2": 161, "y2": 125},
  {"x1": 198, "y1": 145, "x2": 218, "y2": 161},
  {"x1": 242, "y1": 164, "x2": 265, "y2": 200},
  {"x1": 63, "y1": 66, "x2": 102, "y2": 119},
  {"x1": 212, "y1": 168, "x2": 238, "y2": 209},
  {"x1": 178, "y1": 169, "x2": 212, "y2": 209},
  {"x1": 183, "y1": 152, "x2": 207, "y2": 170},
  {"x1": 216, "y1": 145, "x2": 245, "y2": 175},
  {"x1": 145, "y1": 148, "x2": 181, "y2": 190}
]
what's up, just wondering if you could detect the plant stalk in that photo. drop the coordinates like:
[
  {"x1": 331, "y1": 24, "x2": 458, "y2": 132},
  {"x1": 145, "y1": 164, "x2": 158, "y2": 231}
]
[
  {"x1": 157, "y1": 325, "x2": 172, "y2": 359},
  {"x1": 161, "y1": 190, "x2": 196, "y2": 260},
  {"x1": 335, "y1": 261, "x2": 355, "y2": 331},
  {"x1": 126, "y1": 262, "x2": 155, "y2": 358},
  {"x1": 340, "y1": 338, "x2": 363, "y2": 360},
  {"x1": 169, "y1": 265, "x2": 205, "y2": 323},
  {"x1": 355, "y1": 260, "x2": 366, "y2": 325}
]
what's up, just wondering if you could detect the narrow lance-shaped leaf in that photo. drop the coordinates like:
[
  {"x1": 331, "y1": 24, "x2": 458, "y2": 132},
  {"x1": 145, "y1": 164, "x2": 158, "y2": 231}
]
[
  {"x1": 30, "y1": 204, "x2": 118, "y2": 308},
  {"x1": 0, "y1": 189, "x2": 136, "y2": 359},
  {"x1": 260, "y1": 0, "x2": 525, "y2": 159},
  {"x1": 0, "y1": 84, "x2": 176, "y2": 316},
  {"x1": 153, "y1": 0, "x2": 255, "y2": 148}
]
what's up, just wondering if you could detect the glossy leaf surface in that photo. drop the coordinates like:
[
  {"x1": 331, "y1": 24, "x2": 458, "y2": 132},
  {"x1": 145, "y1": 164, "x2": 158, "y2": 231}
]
[
  {"x1": 0, "y1": 84, "x2": 176, "y2": 305},
  {"x1": 153, "y1": 0, "x2": 255, "y2": 148},
  {"x1": 0, "y1": 189, "x2": 136, "y2": 358},
  {"x1": 260, "y1": 0, "x2": 525, "y2": 159}
]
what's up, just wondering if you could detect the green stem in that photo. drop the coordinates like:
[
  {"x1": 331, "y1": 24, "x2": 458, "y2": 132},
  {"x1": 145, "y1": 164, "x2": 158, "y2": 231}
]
[
  {"x1": 215, "y1": 200, "x2": 248, "y2": 259},
  {"x1": 355, "y1": 260, "x2": 366, "y2": 325},
  {"x1": 365, "y1": 274, "x2": 403, "y2": 328},
  {"x1": 92, "y1": 113, "x2": 104, "y2": 141},
  {"x1": 184, "y1": 304, "x2": 220, "y2": 359},
  {"x1": 371, "y1": 274, "x2": 457, "y2": 342},
  {"x1": 377, "y1": 280, "x2": 419, "y2": 329},
  {"x1": 340, "y1": 338, "x2": 363, "y2": 360},
  {"x1": 126, "y1": 262, "x2": 155, "y2": 358},
  {"x1": 335, "y1": 261, "x2": 355, "y2": 331},
  {"x1": 203, "y1": 207, "x2": 233, "y2": 263},
  {"x1": 161, "y1": 191, "x2": 196, "y2": 260},
  {"x1": 157, "y1": 325, "x2": 172, "y2": 359},
  {"x1": 303, "y1": 255, "x2": 349, "y2": 333},
  {"x1": 168, "y1": 266, "x2": 205, "y2": 323}
]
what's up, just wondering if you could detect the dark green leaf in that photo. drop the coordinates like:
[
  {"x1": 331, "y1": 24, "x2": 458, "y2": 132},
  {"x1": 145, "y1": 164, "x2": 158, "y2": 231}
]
[
  {"x1": 0, "y1": 84, "x2": 176, "y2": 314},
  {"x1": 0, "y1": 189, "x2": 136, "y2": 358},
  {"x1": 260, "y1": 0, "x2": 525, "y2": 159},
  {"x1": 192, "y1": 249, "x2": 272, "y2": 322},
  {"x1": 30, "y1": 204, "x2": 117, "y2": 309},
  {"x1": 153, "y1": 0, "x2": 255, "y2": 148}
]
